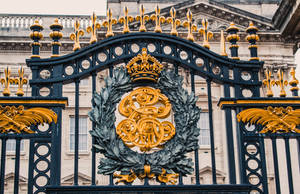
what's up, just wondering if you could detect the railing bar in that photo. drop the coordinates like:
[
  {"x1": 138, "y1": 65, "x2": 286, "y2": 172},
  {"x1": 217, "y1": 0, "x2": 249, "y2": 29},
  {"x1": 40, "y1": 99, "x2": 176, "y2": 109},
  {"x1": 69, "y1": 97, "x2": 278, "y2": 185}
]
[
  {"x1": 13, "y1": 138, "x2": 21, "y2": 194},
  {"x1": 27, "y1": 140, "x2": 34, "y2": 194},
  {"x1": 0, "y1": 139, "x2": 7, "y2": 194},
  {"x1": 297, "y1": 137, "x2": 300, "y2": 174},
  {"x1": 271, "y1": 137, "x2": 281, "y2": 194},
  {"x1": 284, "y1": 137, "x2": 294, "y2": 194},
  {"x1": 91, "y1": 73, "x2": 96, "y2": 185},
  {"x1": 74, "y1": 79, "x2": 80, "y2": 185},
  {"x1": 259, "y1": 137, "x2": 269, "y2": 194},
  {"x1": 206, "y1": 79, "x2": 217, "y2": 184},
  {"x1": 109, "y1": 65, "x2": 114, "y2": 186},
  {"x1": 191, "y1": 71, "x2": 200, "y2": 185}
]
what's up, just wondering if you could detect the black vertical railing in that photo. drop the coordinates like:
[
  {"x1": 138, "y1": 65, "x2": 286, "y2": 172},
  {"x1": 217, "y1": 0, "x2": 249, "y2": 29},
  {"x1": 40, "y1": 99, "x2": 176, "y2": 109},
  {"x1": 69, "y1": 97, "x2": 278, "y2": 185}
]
[
  {"x1": 271, "y1": 137, "x2": 281, "y2": 194},
  {"x1": 190, "y1": 70, "x2": 200, "y2": 185},
  {"x1": 91, "y1": 72, "x2": 96, "y2": 185},
  {"x1": 0, "y1": 139, "x2": 7, "y2": 194},
  {"x1": 13, "y1": 138, "x2": 21, "y2": 194},
  {"x1": 284, "y1": 137, "x2": 294, "y2": 194},
  {"x1": 27, "y1": 140, "x2": 35, "y2": 194},
  {"x1": 74, "y1": 79, "x2": 80, "y2": 185},
  {"x1": 109, "y1": 66, "x2": 114, "y2": 186},
  {"x1": 206, "y1": 79, "x2": 217, "y2": 184}
]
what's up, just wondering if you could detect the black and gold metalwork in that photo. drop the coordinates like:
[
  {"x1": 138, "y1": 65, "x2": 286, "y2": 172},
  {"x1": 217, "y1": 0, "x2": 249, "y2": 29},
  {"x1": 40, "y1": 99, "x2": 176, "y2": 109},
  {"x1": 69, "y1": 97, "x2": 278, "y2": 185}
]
[
  {"x1": 237, "y1": 106, "x2": 300, "y2": 133},
  {"x1": 275, "y1": 69, "x2": 288, "y2": 97},
  {"x1": 70, "y1": 20, "x2": 84, "y2": 51},
  {"x1": 0, "y1": 67, "x2": 14, "y2": 96},
  {"x1": 29, "y1": 20, "x2": 43, "y2": 58},
  {"x1": 119, "y1": 6, "x2": 134, "y2": 34},
  {"x1": 226, "y1": 22, "x2": 240, "y2": 60},
  {"x1": 246, "y1": 21, "x2": 259, "y2": 61},
  {"x1": 126, "y1": 48, "x2": 163, "y2": 82},
  {"x1": 167, "y1": 7, "x2": 180, "y2": 36},
  {"x1": 199, "y1": 19, "x2": 213, "y2": 49},
  {"x1": 183, "y1": 9, "x2": 197, "y2": 42},
  {"x1": 49, "y1": 18, "x2": 63, "y2": 57},
  {"x1": 102, "y1": 9, "x2": 117, "y2": 37},
  {"x1": 289, "y1": 68, "x2": 299, "y2": 96},
  {"x1": 0, "y1": 105, "x2": 57, "y2": 134},
  {"x1": 86, "y1": 12, "x2": 101, "y2": 44},
  {"x1": 263, "y1": 69, "x2": 275, "y2": 97},
  {"x1": 150, "y1": 5, "x2": 165, "y2": 33},
  {"x1": 116, "y1": 87, "x2": 175, "y2": 151},
  {"x1": 15, "y1": 67, "x2": 28, "y2": 97},
  {"x1": 136, "y1": 5, "x2": 149, "y2": 32}
]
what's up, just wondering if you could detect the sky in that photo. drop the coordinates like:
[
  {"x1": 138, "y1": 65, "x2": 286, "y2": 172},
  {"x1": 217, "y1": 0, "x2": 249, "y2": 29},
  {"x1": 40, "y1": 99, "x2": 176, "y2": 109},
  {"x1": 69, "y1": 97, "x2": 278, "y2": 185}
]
[{"x1": 0, "y1": 0, "x2": 107, "y2": 15}]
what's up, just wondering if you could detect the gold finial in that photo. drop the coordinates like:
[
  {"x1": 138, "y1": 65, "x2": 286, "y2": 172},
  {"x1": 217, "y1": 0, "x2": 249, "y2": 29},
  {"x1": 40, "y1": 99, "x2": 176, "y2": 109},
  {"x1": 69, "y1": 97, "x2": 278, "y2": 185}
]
[
  {"x1": 70, "y1": 20, "x2": 84, "y2": 51},
  {"x1": 276, "y1": 69, "x2": 288, "y2": 97},
  {"x1": 86, "y1": 12, "x2": 101, "y2": 44},
  {"x1": 150, "y1": 5, "x2": 165, "y2": 33},
  {"x1": 167, "y1": 7, "x2": 181, "y2": 36},
  {"x1": 289, "y1": 67, "x2": 299, "y2": 92},
  {"x1": 14, "y1": 67, "x2": 28, "y2": 97},
  {"x1": 220, "y1": 30, "x2": 227, "y2": 56},
  {"x1": 198, "y1": 19, "x2": 213, "y2": 49},
  {"x1": 0, "y1": 67, "x2": 14, "y2": 96},
  {"x1": 182, "y1": 9, "x2": 197, "y2": 42},
  {"x1": 136, "y1": 4, "x2": 149, "y2": 32},
  {"x1": 263, "y1": 69, "x2": 275, "y2": 97},
  {"x1": 102, "y1": 8, "x2": 117, "y2": 37},
  {"x1": 119, "y1": 6, "x2": 134, "y2": 34}
]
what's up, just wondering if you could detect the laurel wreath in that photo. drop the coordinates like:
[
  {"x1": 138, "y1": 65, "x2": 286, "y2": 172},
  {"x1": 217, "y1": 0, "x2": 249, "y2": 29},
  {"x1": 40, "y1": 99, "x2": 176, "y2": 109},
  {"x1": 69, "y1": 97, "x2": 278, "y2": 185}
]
[{"x1": 89, "y1": 67, "x2": 200, "y2": 178}]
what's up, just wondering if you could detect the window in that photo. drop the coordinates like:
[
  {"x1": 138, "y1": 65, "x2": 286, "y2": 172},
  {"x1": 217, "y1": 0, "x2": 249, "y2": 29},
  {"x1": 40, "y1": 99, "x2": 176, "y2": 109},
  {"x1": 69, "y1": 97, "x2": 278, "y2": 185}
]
[
  {"x1": 198, "y1": 112, "x2": 210, "y2": 146},
  {"x1": 6, "y1": 139, "x2": 24, "y2": 152},
  {"x1": 70, "y1": 116, "x2": 88, "y2": 151}
]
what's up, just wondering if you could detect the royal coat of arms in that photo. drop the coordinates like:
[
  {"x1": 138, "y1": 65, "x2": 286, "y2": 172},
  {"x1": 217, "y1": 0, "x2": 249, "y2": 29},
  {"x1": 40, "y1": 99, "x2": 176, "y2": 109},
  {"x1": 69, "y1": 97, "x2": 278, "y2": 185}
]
[{"x1": 89, "y1": 48, "x2": 201, "y2": 184}]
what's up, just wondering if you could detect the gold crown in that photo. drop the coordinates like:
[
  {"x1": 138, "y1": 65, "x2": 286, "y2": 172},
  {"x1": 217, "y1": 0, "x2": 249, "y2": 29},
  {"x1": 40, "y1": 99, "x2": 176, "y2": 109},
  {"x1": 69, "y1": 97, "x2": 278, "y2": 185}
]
[{"x1": 126, "y1": 48, "x2": 163, "y2": 82}]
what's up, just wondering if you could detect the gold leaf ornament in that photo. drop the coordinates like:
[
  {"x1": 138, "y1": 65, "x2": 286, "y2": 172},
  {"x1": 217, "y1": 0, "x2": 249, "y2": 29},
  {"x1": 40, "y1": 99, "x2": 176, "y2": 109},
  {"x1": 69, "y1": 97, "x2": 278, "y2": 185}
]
[
  {"x1": 70, "y1": 20, "x2": 84, "y2": 51},
  {"x1": 119, "y1": 6, "x2": 134, "y2": 34},
  {"x1": 167, "y1": 7, "x2": 181, "y2": 36},
  {"x1": 182, "y1": 9, "x2": 197, "y2": 42},
  {"x1": 237, "y1": 106, "x2": 300, "y2": 133},
  {"x1": 136, "y1": 4, "x2": 149, "y2": 32},
  {"x1": 150, "y1": 5, "x2": 165, "y2": 33},
  {"x1": 102, "y1": 8, "x2": 117, "y2": 37},
  {"x1": 0, "y1": 105, "x2": 57, "y2": 134},
  {"x1": 86, "y1": 12, "x2": 101, "y2": 44},
  {"x1": 199, "y1": 19, "x2": 213, "y2": 49}
]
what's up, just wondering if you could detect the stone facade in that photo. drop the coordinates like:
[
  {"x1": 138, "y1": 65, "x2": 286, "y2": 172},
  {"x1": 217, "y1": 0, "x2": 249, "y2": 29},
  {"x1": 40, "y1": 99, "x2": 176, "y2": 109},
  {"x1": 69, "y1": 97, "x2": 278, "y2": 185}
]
[{"x1": 0, "y1": 0, "x2": 299, "y2": 193}]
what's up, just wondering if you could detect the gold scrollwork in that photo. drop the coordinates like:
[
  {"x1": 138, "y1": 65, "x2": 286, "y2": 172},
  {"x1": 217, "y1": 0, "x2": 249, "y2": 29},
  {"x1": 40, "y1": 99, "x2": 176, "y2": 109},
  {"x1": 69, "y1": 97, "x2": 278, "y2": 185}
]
[
  {"x1": 237, "y1": 106, "x2": 300, "y2": 133},
  {"x1": 150, "y1": 5, "x2": 165, "y2": 33},
  {"x1": 0, "y1": 105, "x2": 57, "y2": 134},
  {"x1": 86, "y1": 12, "x2": 101, "y2": 44},
  {"x1": 275, "y1": 69, "x2": 288, "y2": 97},
  {"x1": 167, "y1": 7, "x2": 180, "y2": 36},
  {"x1": 0, "y1": 67, "x2": 14, "y2": 96},
  {"x1": 70, "y1": 20, "x2": 84, "y2": 51},
  {"x1": 182, "y1": 9, "x2": 197, "y2": 42},
  {"x1": 114, "y1": 165, "x2": 179, "y2": 185},
  {"x1": 116, "y1": 87, "x2": 175, "y2": 152},
  {"x1": 199, "y1": 19, "x2": 213, "y2": 49},
  {"x1": 136, "y1": 5, "x2": 149, "y2": 32}
]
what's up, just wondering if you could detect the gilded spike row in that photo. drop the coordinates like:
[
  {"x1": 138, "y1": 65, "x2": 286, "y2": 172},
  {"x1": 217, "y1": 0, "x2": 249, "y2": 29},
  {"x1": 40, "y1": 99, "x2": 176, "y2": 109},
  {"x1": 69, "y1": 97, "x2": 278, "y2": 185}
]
[{"x1": 262, "y1": 68, "x2": 298, "y2": 97}]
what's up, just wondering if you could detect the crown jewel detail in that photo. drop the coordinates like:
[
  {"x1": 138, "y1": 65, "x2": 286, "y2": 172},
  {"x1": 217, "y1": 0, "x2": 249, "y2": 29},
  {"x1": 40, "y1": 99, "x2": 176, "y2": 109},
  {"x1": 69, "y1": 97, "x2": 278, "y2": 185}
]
[{"x1": 126, "y1": 48, "x2": 163, "y2": 82}]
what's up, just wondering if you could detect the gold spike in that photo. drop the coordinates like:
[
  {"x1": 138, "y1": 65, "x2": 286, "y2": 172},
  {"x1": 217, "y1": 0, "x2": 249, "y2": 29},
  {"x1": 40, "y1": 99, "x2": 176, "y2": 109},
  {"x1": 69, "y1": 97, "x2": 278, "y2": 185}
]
[
  {"x1": 150, "y1": 5, "x2": 165, "y2": 33},
  {"x1": 102, "y1": 8, "x2": 117, "y2": 37},
  {"x1": 220, "y1": 30, "x2": 227, "y2": 56},
  {"x1": 136, "y1": 5, "x2": 149, "y2": 32},
  {"x1": 86, "y1": 12, "x2": 101, "y2": 44},
  {"x1": 14, "y1": 67, "x2": 28, "y2": 97},
  {"x1": 166, "y1": 7, "x2": 181, "y2": 36},
  {"x1": 182, "y1": 9, "x2": 197, "y2": 42},
  {"x1": 289, "y1": 67, "x2": 299, "y2": 91},
  {"x1": 263, "y1": 69, "x2": 275, "y2": 97},
  {"x1": 0, "y1": 67, "x2": 14, "y2": 96},
  {"x1": 275, "y1": 69, "x2": 288, "y2": 97},
  {"x1": 119, "y1": 6, "x2": 134, "y2": 34},
  {"x1": 70, "y1": 20, "x2": 84, "y2": 51},
  {"x1": 198, "y1": 19, "x2": 213, "y2": 49}
]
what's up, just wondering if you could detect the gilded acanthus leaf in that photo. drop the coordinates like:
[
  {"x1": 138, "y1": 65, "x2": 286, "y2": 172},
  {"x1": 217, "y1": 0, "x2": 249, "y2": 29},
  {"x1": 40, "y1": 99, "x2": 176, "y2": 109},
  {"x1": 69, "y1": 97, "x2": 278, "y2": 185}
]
[
  {"x1": 0, "y1": 105, "x2": 57, "y2": 134},
  {"x1": 237, "y1": 106, "x2": 300, "y2": 133}
]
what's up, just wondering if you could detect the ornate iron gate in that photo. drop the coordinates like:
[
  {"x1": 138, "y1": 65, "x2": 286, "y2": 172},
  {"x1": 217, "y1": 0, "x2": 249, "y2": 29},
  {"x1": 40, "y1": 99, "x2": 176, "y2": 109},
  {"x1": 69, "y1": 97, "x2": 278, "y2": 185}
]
[{"x1": 0, "y1": 6, "x2": 299, "y2": 194}]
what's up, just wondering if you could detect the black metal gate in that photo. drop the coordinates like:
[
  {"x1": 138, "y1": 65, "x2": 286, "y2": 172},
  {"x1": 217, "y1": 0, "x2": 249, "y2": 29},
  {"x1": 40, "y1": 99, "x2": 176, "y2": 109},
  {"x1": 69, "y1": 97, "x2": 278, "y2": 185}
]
[{"x1": 0, "y1": 8, "x2": 299, "y2": 194}]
